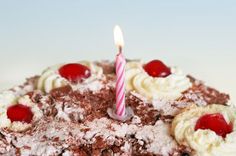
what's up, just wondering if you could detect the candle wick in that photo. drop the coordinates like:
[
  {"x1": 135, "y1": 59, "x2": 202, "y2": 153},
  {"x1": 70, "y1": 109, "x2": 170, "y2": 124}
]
[{"x1": 118, "y1": 46, "x2": 122, "y2": 54}]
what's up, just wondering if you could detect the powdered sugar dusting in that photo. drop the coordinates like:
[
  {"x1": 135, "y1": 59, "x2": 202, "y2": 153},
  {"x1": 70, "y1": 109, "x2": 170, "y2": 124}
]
[
  {"x1": 11, "y1": 118, "x2": 83, "y2": 156},
  {"x1": 55, "y1": 102, "x2": 85, "y2": 122},
  {"x1": 82, "y1": 118, "x2": 115, "y2": 144},
  {"x1": 11, "y1": 83, "x2": 34, "y2": 96},
  {"x1": 135, "y1": 120, "x2": 177, "y2": 155},
  {"x1": 131, "y1": 91, "x2": 188, "y2": 116},
  {"x1": 13, "y1": 136, "x2": 61, "y2": 156},
  {"x1": 183, "y1": 91, "x2": 207, "y2": 106},
  {"x1": 72, "y1": 80, "x2": 104, "y2": 93},
  {"x1": 81, "y1": 118, "x2": 177, "y2": 155},
  {"x1": 120, "y1": 141, "x2": 132, "y2": 154}
]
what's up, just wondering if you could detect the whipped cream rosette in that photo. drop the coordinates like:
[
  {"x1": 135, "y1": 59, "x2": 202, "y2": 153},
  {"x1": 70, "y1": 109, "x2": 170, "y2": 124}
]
[
  {"x1": 125, "y1": 60, "x2": 192, "y2": 101},
  {"x1": 172, "y1": 104, "x2": 236, "y2": 156},
  {"x1": 0, "y1": 91, "x2": 17, "y2": 128},
  {"x1": 0, "y1": 92, "x2": 43, "y2": 132},
  {"x1": 37, "y1": 61, "x2": 104, "y2": 93}
]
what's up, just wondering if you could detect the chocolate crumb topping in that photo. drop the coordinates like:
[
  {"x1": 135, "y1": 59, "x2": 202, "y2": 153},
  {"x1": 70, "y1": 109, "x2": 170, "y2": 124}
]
[{"x1": 0, "y1": 61, "x2": 230, "y2": 156}]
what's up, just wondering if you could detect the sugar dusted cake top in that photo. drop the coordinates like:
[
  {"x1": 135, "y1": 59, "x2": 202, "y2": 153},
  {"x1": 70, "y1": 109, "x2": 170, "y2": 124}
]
[{"x1": 0, "y1": 59, "x2": 233, "y2": 156}]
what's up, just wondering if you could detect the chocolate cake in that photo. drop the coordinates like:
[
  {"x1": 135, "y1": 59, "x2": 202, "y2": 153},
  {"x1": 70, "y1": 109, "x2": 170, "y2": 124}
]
[{"x1": 0, "y1": 59, "x2": 234, "y2": 156}]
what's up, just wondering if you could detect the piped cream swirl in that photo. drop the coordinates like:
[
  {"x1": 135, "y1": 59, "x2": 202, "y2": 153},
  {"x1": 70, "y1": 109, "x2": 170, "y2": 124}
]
[
  {"x1": 37, "y1": 65, "x2": 68, "y2": 93},
  {"x1": 37, "y1": 61, "x2": 103, "y2": 93},
  {"x1": 125, "y1": 61, "x2": 192, "y2": 101},
  {"x1": 0, "y1": 91, "x2": 16, "y2": 128},
  {"x1": 172, "y1": 104, "x2": 236, "y2": 156},
  {"x1": 0, "y1": 93, "x2": 43, "y2": 132}
]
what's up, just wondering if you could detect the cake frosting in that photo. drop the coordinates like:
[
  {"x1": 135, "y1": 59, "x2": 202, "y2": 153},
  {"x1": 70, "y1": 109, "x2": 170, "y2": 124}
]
[
  {"x1": 0, "y1": 94, "x2": 43, "y2": 132},
  {"x1": 0, "y1": 91, "x2": 17, "y2": 128},
  {"x1": 172, "y1": 104, "x2": 236, "y2": 156},
  {"x1": 0, "y1": 91, "x2": 16, "y2": 110},
  {"x1": 37, "y1": 64, "x2": 68, "y2": 93},
  {"x1": 0, "y1": 59, "x2": 232, "y2": 156},
  {"x1": 125, "y1": 61, "x2": 192, "y2": 101},
  {"x1": 37, "y1": 61, "x2": 104, "y2": 93}
]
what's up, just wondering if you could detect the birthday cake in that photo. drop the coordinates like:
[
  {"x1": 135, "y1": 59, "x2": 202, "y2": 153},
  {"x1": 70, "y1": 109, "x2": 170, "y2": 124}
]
[{"x1": 0, "y1": 59, "x2": 234, "y2": 156}]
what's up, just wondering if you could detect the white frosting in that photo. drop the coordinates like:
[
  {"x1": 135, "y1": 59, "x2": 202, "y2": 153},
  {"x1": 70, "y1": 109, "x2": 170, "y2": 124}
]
[
  {"x1": 0, "y1": 85, "x2": 35, "y2": 129},
  {"x1": 125, "y1": 61, "x2": 192, "y2": 101},
  {"x1": 37, "y1": 64, "x2": 68, "y2": 93},
  {"x1": 0, "y1": 91, "x2": 17, "y2": 108},
  {"x1": 79, "y1": 61, "x2": 103, "y2": 82},
  {"x1": 0, "y1": 91, "x2": 17, "y2": 128},
  {"x1": 0, "y1": 94, "x2": 43, "y2": 132},
  {"x1": 37, "y1": 61, "x2": 104, "y2": 93},
  {"x1": 172, "y1": 104, "x2": 236, "y2": 156}
]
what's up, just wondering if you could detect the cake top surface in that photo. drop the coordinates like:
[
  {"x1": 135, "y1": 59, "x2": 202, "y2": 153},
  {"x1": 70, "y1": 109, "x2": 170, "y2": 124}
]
[{"x1": 0, "y1": 60, "x2": 233, "y2": 156}]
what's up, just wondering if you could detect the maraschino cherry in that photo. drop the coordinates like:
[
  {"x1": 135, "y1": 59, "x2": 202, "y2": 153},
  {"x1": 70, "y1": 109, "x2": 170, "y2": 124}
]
[
  {"x1": 195, "y1": 113, "x2": 233, "y2": 138},
  {"x1": 7, "y1": 104, "x2": 34, "y2": 123},
  {"x1": 59, "y1": 63, "x2": 91, "y2": 83},
  {"x1": 143, "y1": 60, "x2": 171, "y2": 78}
]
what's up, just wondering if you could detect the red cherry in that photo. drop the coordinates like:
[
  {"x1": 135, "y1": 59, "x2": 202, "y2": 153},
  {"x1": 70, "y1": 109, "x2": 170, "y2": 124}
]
[
  {"x1": 195, "y1": 113, "x2": 233, "y2": 138},
  {"x1": 143, "y1": 60, "x2": 171, "y2": 78},
  {"x1": 59, "y1": 63, "x2": 91, "y2": 83},
  {"x1": 7, "y1": 104, "x2": 34, "y2": 123}
]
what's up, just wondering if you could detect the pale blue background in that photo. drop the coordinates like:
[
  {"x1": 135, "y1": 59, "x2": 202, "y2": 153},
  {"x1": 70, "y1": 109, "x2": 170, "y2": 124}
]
[{"x1": 0, "y1": 0, "x2": 236, "y2": 101}]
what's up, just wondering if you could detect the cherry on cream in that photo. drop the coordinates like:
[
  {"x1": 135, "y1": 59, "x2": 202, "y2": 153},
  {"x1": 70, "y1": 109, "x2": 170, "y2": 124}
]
[
  {"x1": 59, "y1": 63, "x2": 91, "y2": 83},
  {"x1": 143, "y1": 60, "x2": 171, "y2": 78}
]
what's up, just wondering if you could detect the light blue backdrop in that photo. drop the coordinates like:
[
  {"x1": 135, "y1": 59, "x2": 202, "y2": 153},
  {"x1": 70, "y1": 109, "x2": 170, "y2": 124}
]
[{"x1": 0, "y1": 0, "x2": 236, "y2": 101}]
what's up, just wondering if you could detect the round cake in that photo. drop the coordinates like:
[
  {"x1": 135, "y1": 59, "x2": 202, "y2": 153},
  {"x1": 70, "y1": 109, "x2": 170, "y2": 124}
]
[{"x1": 0, "y1": 59, "x2": 234, "y2": 156}]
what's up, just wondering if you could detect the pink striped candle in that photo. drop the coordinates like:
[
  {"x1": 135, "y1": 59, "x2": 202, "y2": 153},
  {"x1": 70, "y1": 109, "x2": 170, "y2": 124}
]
[
  {"x1": 107, "y1": 25, "x2": 133, "y2": 121},
  {"x1": 115, "y1": 52, "x2": 126, "y2": 117},
  {"x1": 114, "y1": 25, "x2": 126, "y2": 117}
]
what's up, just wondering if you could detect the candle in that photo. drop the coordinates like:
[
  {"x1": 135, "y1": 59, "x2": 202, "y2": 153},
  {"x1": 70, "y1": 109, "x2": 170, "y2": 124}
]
[
  {"x1": 114, "y1": 25, "x2": 126, "y2": 117},
  {"x1": 107, "y1": 25, "x2": 133, "y2": 121}
]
